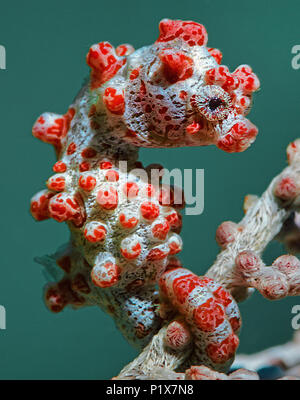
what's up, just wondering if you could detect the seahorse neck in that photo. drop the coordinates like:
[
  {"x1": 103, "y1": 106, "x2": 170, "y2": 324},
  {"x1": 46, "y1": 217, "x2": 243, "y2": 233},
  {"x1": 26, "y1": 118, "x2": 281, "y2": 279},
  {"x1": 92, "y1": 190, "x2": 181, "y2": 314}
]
[{"x1": 62, "y1": 84, "x2": 140, "y2": 168}]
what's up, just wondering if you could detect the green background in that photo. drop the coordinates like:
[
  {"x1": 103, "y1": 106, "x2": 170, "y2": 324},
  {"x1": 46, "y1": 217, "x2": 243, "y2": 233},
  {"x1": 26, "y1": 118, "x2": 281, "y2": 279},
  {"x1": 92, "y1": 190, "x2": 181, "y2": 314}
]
[{"x1": 0, "y1": 0, "x2": 300, "y2": 379}]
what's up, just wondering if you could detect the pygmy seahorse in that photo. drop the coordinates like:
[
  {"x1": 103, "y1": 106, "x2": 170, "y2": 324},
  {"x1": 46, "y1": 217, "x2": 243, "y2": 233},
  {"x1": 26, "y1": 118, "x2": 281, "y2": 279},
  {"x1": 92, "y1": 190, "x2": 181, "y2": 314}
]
[{"x1": 30, "y1": 19, "x2": 259, "y2": 372}]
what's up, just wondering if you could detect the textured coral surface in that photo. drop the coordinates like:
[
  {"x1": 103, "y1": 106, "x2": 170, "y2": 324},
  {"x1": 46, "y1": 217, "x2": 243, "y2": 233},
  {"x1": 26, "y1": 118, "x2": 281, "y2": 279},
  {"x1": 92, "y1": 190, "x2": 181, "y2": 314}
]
[{"x1": 30, "y1": 19, "x2": 259, "y2": 372}]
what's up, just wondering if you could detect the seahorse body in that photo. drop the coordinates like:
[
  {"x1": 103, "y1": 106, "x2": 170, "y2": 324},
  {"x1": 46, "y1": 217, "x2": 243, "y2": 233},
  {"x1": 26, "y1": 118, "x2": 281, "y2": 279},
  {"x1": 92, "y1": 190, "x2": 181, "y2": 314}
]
[{"x1": 30, "y1": 19, "x2": 259, "y2": 371}]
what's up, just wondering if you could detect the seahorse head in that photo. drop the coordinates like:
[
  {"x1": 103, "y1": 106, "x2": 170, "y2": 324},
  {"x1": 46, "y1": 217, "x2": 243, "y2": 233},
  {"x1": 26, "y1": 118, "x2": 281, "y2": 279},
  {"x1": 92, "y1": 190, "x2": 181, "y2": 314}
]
[{"x1": 87, "y1": 19, "x2": 260, "y2": 153}]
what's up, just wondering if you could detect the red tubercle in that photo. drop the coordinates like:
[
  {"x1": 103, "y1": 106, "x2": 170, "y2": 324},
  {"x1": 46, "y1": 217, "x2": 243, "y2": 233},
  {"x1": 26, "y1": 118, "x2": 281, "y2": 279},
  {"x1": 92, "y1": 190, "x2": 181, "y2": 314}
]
[
  {"x1": 86, "y1": 41, "x2": 126, "y2": 89},
  {"x1": 78, "y1": 175, "x2": 97, "y2": 191},
  {"x1": 152, "y1": 220, "x2": 170, "y2": 240},
  {"x1": 179, "y1": 90, "x2": 187, "y2": 100},
  {"x1": 233, "y1": 65, "x2": 260, "y2": 95},
  {"x1": 99, "y1": 160, "x2": 113, "y2": 169},
  {"x1": 44, "y1": 284, "x2": 67, "y2": 313},
  {"x1": 32, "y1": 107, "x2": 75, "y2": 150},
  {"x1": 48, "y1": 193, "x2": 86, "y2": 227},
  {"x1": 207, "y1": 47, "x2": 223, "y2": 64},
  {"x1": 119, "y1": 212, "x2": 139, "y2": 229},
  {"x1": 116, "y1": 43, "x2": 134, "y2": 57},
  {"x1": 239, "y1": 96, "x2": 248, "y2": 107},
  {"x1": 143, "y1": 184, "x2": 156, "y2": 198},
  {"x1": 233, "y1": 95, "x2": 252, "y2": 116},
  {"x1": 206, "y1": 333, "x2": 239, "y2": 364},
  {"x1": 217, "y1": 120, "x2": 258, "y2": 153},
  {"x1": 45, "y1": 277, "x2": 86, "y2": 313},
  {"x1": 67, "y1": 142, "x2": 76, "y2": 155},
  {"x1": 53, "y1": 161, "x2": 67, "y2": 173},
  {"x1": 79, "y1": 161, "x2": 91, "y2": 172},
  {"x1": 130, "y1": 67, "x2": 141, "y2": 80},
  {"x1": 159, "y1": 49, "x2": 194, "y2": 83},
  {"x1": 205, "y1": 64, "x2": 259, "y2": 108},
  {"x1": 123, "y1": 182, "x2": 139, "y2": 199},
  {"x1": 33, "y1": 115, "x2": 65, "y2": 149},
  {"x1": 147, "y1": 246, "x2": 169, "y2": 261},
  {"x1": 30, "y1": 190, "x2": 55, "y2": 221},
  {"x1": 205, "y1": 65, "x2": 239, "y2": 93},
  {"x1": 159, "y1": 187, "x2": 173, "y2": 207},
  {"x1": 186, "y1": 121, "x2": 203, "y2": 135},
  {"x1": 47, "y1": 175, "x2": 66, "y2": 191},
  {"x1": 166, "y1": 213, "x2": 182, "y2": 234},
  {"x1": 84, "y1": 222, "x2": 107, "y2": 243},
  {"x1": 103, "y1": 87, "x2": 125, "y2": 115},
  {"x1": 168, "y1": 236, "x2": 182, "y2": 255},
  {"x1": 156, "y1": 19, "x2": 208, "y2": 47},
  {"x1": 120, "y1": 240, "x2": 142, "y2": 260},
  {"x1": 274, "y1": 176, "x2": 298, "y2": 201},
  {"x1": 105, "y1": 169, "x2": 119, "y2": 182},
  {"x1": 96, "y1": 186, "x2": 118, "y2": 210},
  {"x1": 65, "y1": 107, "x2": 76, "y2": 123},
  {"x1": 140, "y1": 201, "x2": 160, "y2": 220},
  {"x1": 91, "y1": 262, "x2": 121, "y2": 288}
]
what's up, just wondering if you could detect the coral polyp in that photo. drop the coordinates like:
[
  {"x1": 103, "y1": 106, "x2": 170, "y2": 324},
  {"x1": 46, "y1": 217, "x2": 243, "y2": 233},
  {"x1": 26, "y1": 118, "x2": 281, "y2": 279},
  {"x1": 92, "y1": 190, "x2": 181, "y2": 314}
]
[{"x1": 30, "y1": 19, "x2": 260, "y2": 372}]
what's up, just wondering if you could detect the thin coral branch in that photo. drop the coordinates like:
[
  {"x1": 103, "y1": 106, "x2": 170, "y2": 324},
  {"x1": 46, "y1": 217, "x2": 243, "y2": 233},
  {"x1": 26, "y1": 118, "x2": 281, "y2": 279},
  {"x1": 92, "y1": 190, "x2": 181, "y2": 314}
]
[{"x1": 234, "y1": 331, "x2": 300, "y2": 374}]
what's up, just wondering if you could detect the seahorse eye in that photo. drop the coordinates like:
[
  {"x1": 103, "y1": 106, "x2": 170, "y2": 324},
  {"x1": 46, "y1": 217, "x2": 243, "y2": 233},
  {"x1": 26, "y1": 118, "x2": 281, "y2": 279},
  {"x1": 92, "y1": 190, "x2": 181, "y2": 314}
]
[
  {"x1": 190, "y1": 85, "x2": 232, "y2": 122},
  {"x1": 208, "y1": 97, "x2": 224, "y2": 112}
]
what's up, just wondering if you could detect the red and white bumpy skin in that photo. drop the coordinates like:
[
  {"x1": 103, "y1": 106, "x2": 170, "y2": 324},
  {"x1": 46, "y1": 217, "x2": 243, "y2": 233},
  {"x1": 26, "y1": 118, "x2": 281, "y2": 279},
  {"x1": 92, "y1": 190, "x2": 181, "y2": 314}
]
[
  {"x1": 30, "y1": 19, "x2": 259, "y2": 365},
  {"x1": 159, "y1": 267, "x2": 241, "y2": 372},
  {"x1": 86, "y1": 18, "x2": 260, "y2": 152}
]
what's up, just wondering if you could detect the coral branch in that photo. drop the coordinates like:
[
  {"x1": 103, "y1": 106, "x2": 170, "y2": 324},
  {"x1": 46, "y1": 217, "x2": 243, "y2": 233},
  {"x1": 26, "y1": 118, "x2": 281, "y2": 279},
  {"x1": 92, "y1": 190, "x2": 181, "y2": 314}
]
[
  {"x1": 116, "y1": 139, "x2": 300, "y2": 379},
  {"x1": 206, "y1": 140, "x2": 300, "y2": 291},
  {"x1": 234, "y1": 331, "x2": 300, "y2": 373},
  {"x1": 115, "y1": 326, "x2": 189, "y2": 380}
]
